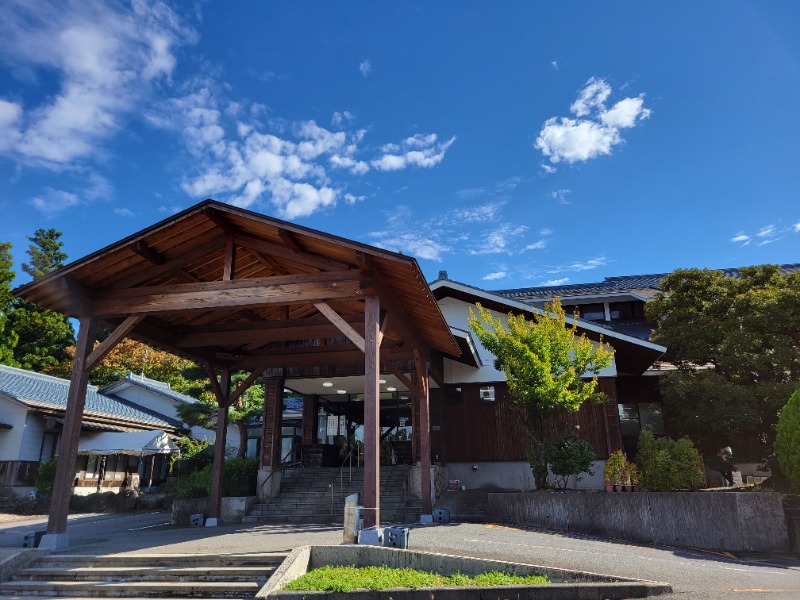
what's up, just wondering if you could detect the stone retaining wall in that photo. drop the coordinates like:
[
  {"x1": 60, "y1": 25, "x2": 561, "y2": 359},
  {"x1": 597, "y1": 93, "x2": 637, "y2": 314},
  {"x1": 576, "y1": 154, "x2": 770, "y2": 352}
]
[{"x1": 488, "y1": 491, "x2": 789, "y2": 553}]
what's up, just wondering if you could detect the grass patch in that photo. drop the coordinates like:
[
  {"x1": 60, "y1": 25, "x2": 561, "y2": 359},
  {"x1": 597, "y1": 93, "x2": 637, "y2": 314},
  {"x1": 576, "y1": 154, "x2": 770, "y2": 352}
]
[{"x1": 283, "y1": 565, "x2": 549, "y2": 592}]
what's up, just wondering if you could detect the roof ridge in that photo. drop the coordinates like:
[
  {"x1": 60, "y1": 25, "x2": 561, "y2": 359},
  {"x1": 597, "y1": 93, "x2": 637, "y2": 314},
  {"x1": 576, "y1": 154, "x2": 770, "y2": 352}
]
[{"x1": 0, "y1": 363, "x2": 99, "y2": 391}]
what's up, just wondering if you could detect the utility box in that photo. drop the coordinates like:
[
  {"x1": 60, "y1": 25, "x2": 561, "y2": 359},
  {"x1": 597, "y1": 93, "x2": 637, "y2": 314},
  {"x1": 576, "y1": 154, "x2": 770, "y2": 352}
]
[
  {"x1": 189, "y1": 513, "x2": 204, "y2": 527},
  {"x1": 434, "y1": 508, "x2": 450, "y2": 524},
  {"x1": 383, "y1": 526, "x2": 410, "y2": 549},
  {"x1": 19, "y1": 530, "x2": 45, "y2": 548}
]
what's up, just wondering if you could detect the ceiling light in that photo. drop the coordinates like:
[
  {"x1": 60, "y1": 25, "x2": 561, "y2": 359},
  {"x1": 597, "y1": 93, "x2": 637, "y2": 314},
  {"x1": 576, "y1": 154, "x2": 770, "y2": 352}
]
[
  {"x1": 322, "y1": 382, "x2": 334, "y2": 387},
  {"x1": 387, "y1": 387, "x2": 397, "y2": 392},
  {"x1": 337, "y1": 389, "x2": 347, "y2": 395},
  {"x1": 379, "y1": 379, "x2": 387, "y2": 384}
]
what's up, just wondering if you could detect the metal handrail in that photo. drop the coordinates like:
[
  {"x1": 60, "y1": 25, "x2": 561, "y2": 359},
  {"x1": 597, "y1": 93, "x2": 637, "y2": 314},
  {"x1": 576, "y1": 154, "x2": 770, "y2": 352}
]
[
  {"x1": 328, "y1": 446, "x2": 359, "y2": 514},
  {"x1": 257, "y1": 440, "x2": 302, "y2": 494}
]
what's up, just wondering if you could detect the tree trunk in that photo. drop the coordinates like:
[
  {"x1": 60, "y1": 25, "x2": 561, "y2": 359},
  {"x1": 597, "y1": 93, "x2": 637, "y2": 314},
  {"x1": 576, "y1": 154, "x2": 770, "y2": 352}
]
[
  {"x1": 529, "y1": 415, "x2": 550, "y2": 490},
  {"x1": 236, "y1": 420, "x2": 248, "y2": 459}
]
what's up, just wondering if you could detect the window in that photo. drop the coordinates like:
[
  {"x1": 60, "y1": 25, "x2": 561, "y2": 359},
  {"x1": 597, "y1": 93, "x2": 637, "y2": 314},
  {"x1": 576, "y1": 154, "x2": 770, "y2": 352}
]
[
  {"x1": 581, "y1": 303, "x2": 606, "y2": 321},
  {"x1": 618, "y1": 402, "x2": 665, "y2": 437},
  {"x1": 609, "y1": 302, "x2": 634, "y2": 320},
  {"x1": 479, "y1": 385, "x2": 495, "y2": 402}
]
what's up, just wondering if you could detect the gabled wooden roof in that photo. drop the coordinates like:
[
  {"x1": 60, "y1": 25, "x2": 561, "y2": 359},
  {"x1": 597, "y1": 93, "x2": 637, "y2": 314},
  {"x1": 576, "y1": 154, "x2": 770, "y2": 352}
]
[{"x1": 15, "y1": 200, "x2": 459, "y2": 372}]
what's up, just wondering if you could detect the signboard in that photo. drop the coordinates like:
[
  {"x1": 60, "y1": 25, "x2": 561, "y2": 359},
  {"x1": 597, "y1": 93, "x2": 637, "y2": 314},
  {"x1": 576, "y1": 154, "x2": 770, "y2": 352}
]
[
  {"x1": 327, "y1": 415, "x2": 339, "y2": 436},
  {"x1": 339, "y1": 417, "x2": 347, "y2": 436}
]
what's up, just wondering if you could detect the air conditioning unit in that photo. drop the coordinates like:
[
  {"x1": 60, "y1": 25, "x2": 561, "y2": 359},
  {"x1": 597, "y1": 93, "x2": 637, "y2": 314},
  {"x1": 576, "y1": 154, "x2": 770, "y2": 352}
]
[{"x1": 479, "y1": 386, "x2": 495, "y2": 402}]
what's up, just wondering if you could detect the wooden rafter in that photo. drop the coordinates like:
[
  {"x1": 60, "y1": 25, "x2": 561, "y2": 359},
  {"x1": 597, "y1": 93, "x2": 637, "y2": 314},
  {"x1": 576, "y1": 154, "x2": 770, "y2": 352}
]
[
  {"x1": 85, "y1": 315, "x2": 145, "y2": 371},
  {"x1": 313, "y1": 301, "x2": 365, "y2": 352}
]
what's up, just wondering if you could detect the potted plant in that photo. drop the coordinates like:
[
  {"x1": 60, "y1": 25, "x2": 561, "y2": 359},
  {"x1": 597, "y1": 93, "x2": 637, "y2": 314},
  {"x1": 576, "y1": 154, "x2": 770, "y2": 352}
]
[
  {"x1": 604, "y1": 450, "x2": 626, "y2": 492},
  {"x1": 627, "y1": 462, "x2": 641, "y2": 492}
]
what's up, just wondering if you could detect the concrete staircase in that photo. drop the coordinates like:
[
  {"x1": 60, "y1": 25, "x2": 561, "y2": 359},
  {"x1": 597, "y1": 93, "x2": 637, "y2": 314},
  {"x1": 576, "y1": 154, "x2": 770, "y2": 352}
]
[
  {"x1": 0, "y1": 552, "x2": 287, "y2": 598},
  {"x1": 244, "y1": 465, "x2": 420, "y2": 524}
]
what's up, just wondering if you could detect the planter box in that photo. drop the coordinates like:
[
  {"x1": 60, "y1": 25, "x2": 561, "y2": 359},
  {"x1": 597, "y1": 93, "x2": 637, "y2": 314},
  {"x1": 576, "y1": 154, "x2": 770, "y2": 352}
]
[{"x1": 489, "y1": 491, "x2": 789, "y2": 553}]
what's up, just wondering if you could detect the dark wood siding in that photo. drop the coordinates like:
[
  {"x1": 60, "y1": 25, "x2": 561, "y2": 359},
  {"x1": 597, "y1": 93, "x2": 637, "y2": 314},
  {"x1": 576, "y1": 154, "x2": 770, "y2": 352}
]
[
  {"x1": 436, "y1": 378, "x2": 620, "y2": 462},
  {"x1": 0, "y1": 460, "x2": 38, "y2": 486}
]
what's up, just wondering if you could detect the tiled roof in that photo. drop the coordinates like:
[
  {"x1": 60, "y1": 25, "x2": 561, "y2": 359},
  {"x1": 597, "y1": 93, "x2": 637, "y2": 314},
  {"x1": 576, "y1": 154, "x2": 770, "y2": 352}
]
[
  {"x1": 100, "y1": 373, "x2": 199, "y2": 405},
  {"x1": 0, "y1": 365, "x2": 178, "y2": 429},
  {"x1": 592, "y1": 321, "x2": 656, "y2": 342},
  {"x1": 494, "y1": 263, "x2": 800, "y2": 300}
]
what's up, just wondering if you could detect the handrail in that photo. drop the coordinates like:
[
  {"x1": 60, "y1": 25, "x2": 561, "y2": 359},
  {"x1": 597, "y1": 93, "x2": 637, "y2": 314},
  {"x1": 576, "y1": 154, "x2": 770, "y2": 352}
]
[
  {"x1": 257, "y1": 440, "x2": 302, "y2": 494},
  {"x1": 328, "y1": 446, "x2": 358, "y2": 514}
]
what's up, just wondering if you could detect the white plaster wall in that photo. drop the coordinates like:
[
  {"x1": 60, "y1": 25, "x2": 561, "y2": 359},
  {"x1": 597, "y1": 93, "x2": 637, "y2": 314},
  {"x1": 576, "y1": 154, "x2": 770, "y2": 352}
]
[
  {"x1": 0, "y1": 397, "x2": 28, "y2": 461},
  {"x1": 19, "y1": 413, "x2": 45, "y2": 461},
  {"x1": 438, "y1": 297, "x2": 617, "y2": 384}
]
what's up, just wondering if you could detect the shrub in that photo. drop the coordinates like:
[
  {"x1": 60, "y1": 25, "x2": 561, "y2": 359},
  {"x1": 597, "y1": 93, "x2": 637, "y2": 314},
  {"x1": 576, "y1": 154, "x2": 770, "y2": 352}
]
[
  {"x1": 774, "y1": 388, "x2": 800, "y2": 492},
  {"x1": 173, "y1": 457, "x2": 257, "y2": 498},
  {"x1": 35, "y1": 459, "x2": 58, "y2": 495},
  {"x1": 171, "y1": 437, "x2": 213, "y2": 475},
  {"x1": 636, "y1": 430, "x2": 705, "y2": 491},
  {"x1": 544, "y1": 436, "x2": 596, "y2": 489},
  {"x1": 604, "y1": 450, "x2": 627, "y2": 485}
]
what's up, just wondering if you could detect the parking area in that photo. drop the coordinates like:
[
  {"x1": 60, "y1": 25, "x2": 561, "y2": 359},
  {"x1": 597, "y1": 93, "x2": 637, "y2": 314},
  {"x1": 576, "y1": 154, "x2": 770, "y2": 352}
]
[{"x1": 1, "y1": 512, "x2": 799, "y2": 599}]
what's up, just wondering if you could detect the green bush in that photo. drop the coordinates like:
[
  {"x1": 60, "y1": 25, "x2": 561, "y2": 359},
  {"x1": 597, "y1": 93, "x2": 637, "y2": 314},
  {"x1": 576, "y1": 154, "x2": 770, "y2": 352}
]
[
  {"x1": 171, "y1": 437, "x2": 213, "y2": 475},
  {"x1": 173, "y1": 458, "x2": 257, "y2": 498},
  {"x1": 636, "y1": 430, "x2": 705, "y2": 491},
  {"x1": 35, "y1": 459, "x2": 58, "y2": 495},
  {"x1": 544, "y1": 436, "x2": 596, "y2": 489},
  {"x1": 774, "y1": 388, "x2": 800, "y2": 492}
]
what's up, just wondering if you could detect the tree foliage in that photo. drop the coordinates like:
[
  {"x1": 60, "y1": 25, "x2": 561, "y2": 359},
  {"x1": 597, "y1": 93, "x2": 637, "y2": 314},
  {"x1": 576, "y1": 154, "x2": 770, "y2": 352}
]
[
  {"x1": 21, "y1": 228, "x2": 67, "y2": 280},
  {"x1": 468, "y1": 299, "x2": 614, "y2": 489},
  {"x1": 646, "y1": 265, "x2": 800, "y2": 456},
  {"x1": 543, "y1": 436, "x2": 596, "y2": 489},
  {"x1": 0, "y1": 242, "x2": 18, "y2": 363},
  {"x1": 635, "y1": 430, "x2": 705, "y2": 491},
  {"x1": 774, "y1": 388, "x2": 800, "y2": 492}
]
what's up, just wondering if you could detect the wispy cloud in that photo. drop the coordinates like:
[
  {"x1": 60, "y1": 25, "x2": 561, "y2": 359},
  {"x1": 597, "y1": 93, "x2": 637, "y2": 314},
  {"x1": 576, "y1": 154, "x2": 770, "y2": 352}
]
[
  {"x1": 359, "y1": 59, "x2": 371, "y2": 77},
  {"x1": 542, "y1": 277, "x2": 569, "y2": 286},
  {"x1": 535, "y1": 77, "x2": 651, "y2": 165},
  {"x1": 114, "y1": 207, "x2": 134, "y2": 217},
  {"x1": 29, "y1": 188, "x2": 79, "y2": 216},
  {"x1": 551, "y1": 188, "x2": 571, "y2": 205},
  {"x1": 730, "y1": 223, "x2": 796, "y2": 247},
  {"x1": 371, "y1": 133, "x2": 456, "y2": 171},
  {"x1": 545, "y1": 256, "x2": 608, "y2": 274},
  {"x1": 331, "y1": 111, "x2": 354, "y2": 127},
  {"x1": 483, "y1": 271, "x2": 508, "y2": 281},
  {"x1": 468, "y1": 224, "x2": 528, "y2": 255},
  {"x1": 550, "y1": 60, "x2": 559, "y2": 71},
  {"x1": 456, "y1": 176, "x2": 522, "y2": 200},
  {"x1": 523, "y1": 240, "x2": 546, "y2": 251}
]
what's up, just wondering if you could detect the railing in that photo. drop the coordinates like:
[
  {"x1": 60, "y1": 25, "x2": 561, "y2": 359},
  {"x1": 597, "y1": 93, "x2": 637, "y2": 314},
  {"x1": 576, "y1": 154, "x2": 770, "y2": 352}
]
[
  {"x1": 329, "y1": 446, "x2": 359, "y2": 515},
  {"x1": 257, "y1": 441, "x2": 302, "y2": 496}
]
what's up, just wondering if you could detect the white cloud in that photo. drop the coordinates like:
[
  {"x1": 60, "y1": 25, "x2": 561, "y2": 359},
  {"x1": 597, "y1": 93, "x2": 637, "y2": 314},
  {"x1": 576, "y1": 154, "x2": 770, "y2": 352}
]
[
  {"x1": 114, "y1": 207, "x2": 134, "y2": 217},
  {"x1": 545, "y1": 256, "x2": 608, "y2": 274},
  {"x1": 730, "y1": 233, "x2": 750, "y2": 244},
  {"x1": 540, "y1": 163, "x2": 557, "y2": 174},
  {"x1": 730, "y1": 223, "x2": 796, "y2": 247},
  {"x1": 542, "y1": 277, "x2": 569, "y2": 286},
  {"x1": 535, "y1": 77, "x2": 651, "y2": 164},
  {"x1": 551, "y1": 188, "x2": 571, "y2": 205},
  {"x1": 524, "y1": 240, "x2": 546, "y2": 251},
  {"x1": 370, "y1": 230, "x2": 450, "y2": 262},
  {"x1": 331, "y1": 111, "x2": 354, "y2": 127},
  {"x1": 539, "y1": 228, "x2": 553, "y2": 236},
  {"x1": 371, "y1": 134, "x2": 456, "y2": 171},
  {"x1": 451, "y1": 202, "x2": 504, "y2": 223},
  {"x1": 550, "y1": 61, "x2": 559, "y2": 71},
  {"x1": 29, "y1": 188, "x2": 79, "y2": 216},
  {"x1": 0, "y1": 0, "x2": 194, "y2": 168},
  {"x1": 483, "y1": 271, "x2": 507, "y2": 281},
  {"x1": 794, "y1": 222, "x2": 800, "y2": 233},
  {"x1": 344, "y1": 193, "x2": 365, "y2": 204},
  {"x1": 456, "y1": 177, "x2": 521, "y2": 200},
  {"x1": 756, "y1": 225, "x2": 776, "y2": 238},
  {"x1": 359, "y1": 59, "x2": 371, "y2": 77},
  {"x1": 468, "y1": 224, "x2": 528, "y2": 255}
]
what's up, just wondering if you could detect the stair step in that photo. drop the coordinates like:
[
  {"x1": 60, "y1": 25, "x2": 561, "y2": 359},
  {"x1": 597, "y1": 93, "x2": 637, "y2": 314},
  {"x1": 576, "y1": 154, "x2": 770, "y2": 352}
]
[
  {"x1": 13, "y1": 566, "x2": 275, "y2": 582},
  {"x1": 0, "y1": 580, "x2": 260, "y2": 598},
  {"x1": 38, "y1": 553, "x2": 285, "y2": 568}
]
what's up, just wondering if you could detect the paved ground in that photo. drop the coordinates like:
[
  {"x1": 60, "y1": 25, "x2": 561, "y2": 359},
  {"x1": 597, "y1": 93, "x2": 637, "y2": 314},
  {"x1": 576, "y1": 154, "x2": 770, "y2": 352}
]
[{"x1": 1, "y1": 511, "x2": 798, "y2": 599}]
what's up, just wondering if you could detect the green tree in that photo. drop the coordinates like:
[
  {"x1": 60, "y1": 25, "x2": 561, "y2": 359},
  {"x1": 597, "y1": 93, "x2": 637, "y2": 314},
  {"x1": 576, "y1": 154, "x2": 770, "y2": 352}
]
[
  {"x1": 468, "y1": 299, "x2": 614, "y2": 489},
  {"x1": 774, "y1": 388, "x2": 800, "y2": 492},
  {"x1": 646, "y1": 265, "x2": 800, "y2": 457},
  {"x1": 6, "y1": 228, "x2": 75, "y2": 372},
  {"x1": 176, "y1": 372, "x2": 264, "y2": 459},
  {"x1": 21, "y1": 228, "x2": 68, "y2": 279},
  {"x1": 0, "y1": 242, "x2": 18, "y2": 363}
]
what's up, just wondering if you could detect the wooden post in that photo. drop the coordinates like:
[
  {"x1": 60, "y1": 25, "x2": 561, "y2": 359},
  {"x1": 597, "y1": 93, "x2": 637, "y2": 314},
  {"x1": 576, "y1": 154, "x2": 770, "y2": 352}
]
[
  {"x1": 302, "y1": 394, "x2": 318, "y2": 445},
  {"x1": 363, "y1": 294, "x2": 381, "y2": 528},
  {"x1": 414, "y1": 349, "x2": 432, "y2": 515},
  {"x1": 262, "y1": 377, "x2": 285, "y2": 468},
  {"x1": 206, "y1": 368, "x2": 231, "y2": 526},
  {"x1": 42, "y1": 316, "x2": 97, "y2": 549}
]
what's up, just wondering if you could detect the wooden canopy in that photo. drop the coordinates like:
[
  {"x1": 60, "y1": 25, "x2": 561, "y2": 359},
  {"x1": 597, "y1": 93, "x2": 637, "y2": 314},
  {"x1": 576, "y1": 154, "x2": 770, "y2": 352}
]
[{"x1": 15, "y1": 200, "x2": 459, "y2": 370}]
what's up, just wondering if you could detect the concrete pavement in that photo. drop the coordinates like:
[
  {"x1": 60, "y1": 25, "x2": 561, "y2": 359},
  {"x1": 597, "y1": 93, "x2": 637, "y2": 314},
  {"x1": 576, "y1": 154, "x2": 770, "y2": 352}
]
[{"x1": 1, "y1": 511, "x2": 798, "y2": 599}]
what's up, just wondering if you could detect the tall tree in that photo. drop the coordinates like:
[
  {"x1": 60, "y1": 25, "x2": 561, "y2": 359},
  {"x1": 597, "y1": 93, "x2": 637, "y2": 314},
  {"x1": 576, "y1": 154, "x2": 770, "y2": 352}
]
[
  {"x1": 646, "y1": 265, "x2": 800, "y2": 456},
  {"x1": 469, "y1": 299, "x2": 614, "y2": 489},
  {"x1": 0, "y1": 242, "x2": 18, "y2": 364},
  {"x1": 7, "y1": 228, "x2": 74, "y2": 372}
]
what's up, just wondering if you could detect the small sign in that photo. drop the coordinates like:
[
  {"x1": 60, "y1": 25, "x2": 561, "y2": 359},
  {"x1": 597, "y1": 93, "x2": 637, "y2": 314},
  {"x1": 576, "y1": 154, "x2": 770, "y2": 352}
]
[
  {"x1": 339, "y1": 417, "x2": 347, "y2": 436},
  {"x1": 327, "y1": 415, "x2": 339, "y2": 436}
]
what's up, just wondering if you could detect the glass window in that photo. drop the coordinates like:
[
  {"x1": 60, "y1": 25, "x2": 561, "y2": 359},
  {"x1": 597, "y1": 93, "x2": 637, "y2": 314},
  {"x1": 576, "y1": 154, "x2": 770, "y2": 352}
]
[
  {"x1": 581, "y1": 303, "x2": 605, "y2": 321},
  {"x1": 609, "y1": 302, "x2": 634, "y2": 320},
  {"x1": 479, "y1": 386, "x2": 495, "y2": 402},
  {"x1": 638, "y1": 403, "x2": 665, "y2": 434},
  {"x1": 618, "y1": 404, "x2": 641, "y2": 437}
]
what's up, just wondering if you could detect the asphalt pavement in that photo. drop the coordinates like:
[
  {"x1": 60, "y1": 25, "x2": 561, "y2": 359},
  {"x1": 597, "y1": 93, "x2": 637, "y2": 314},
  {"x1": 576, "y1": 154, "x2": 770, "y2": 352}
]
[{"x1": 1, "y1": 511, "x2": 798, "y2": 599}]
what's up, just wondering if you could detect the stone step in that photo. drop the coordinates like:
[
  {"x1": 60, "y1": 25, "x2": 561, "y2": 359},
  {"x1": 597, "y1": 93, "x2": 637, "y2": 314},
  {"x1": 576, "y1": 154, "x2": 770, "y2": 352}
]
[
  {"x1": 0, "y1": 580, "x2": 260, "y2": 598},
  {"x1": 12, "y1": 566, "x2": 275, "y2": 582},
  {"x1": 37, "y1": 553, "x2": 285, "y2": 568}
]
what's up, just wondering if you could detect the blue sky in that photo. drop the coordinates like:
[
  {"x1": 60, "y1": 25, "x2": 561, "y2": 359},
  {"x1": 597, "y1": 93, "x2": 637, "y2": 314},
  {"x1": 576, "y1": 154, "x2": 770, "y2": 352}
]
[{"x1": 1, "y1": 1, "x2": 798, "y2": 290}]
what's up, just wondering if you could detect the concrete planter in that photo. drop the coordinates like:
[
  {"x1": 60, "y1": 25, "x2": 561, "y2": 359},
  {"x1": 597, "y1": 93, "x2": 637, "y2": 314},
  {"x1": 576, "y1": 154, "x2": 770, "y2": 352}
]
[
  {"x1": 171, "y1": 496, "x2": 256, "y2": 525},
  {"x1": 489, "y1": 491, "x2": 790, "y2": 553}
]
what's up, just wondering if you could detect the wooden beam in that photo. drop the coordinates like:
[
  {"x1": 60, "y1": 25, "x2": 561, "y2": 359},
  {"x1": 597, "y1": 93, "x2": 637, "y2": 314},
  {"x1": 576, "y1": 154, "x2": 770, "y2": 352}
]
[
  {"x1": 223, "y1": 232, "x2": 236, "y2": 281},
  {"x1": 383, "y1": 362, "x2": 420, "y2": 398},
  {"x1": 85, "y1": 315, "x2": 144, "y2": 371},
  {"x1": 92, "y1": 270, "x2": 364, "y2": 316},
  {"x1": 46, "y1": 315, "x2": 97, "y2": 538},
  {"x1": 217, "y1": 346, "x2": 413, "y2": 370},
  {"x1": 225, "y1": 365, "x2": 267, "y2": 408},
  {"x1": 414, "y1": 347, "x2": 432, "y2": 515},
  {"x1": 130, "y1": 241, "x2": 165, "y2": 265},
  {"x1": 116, "y1": 237, "x2": 227, "y2": 289},
  {"x1": 278, "y1": 228, "x2": 304, "y2": 254},
  {"x1": 363, "y1": 293, "x2": 380, "y2": 528},
  {"x1": 234, "y1": 233, "x2": 348, "y2": 272},
  {"x1": 205, "y1": 362, "x2": 227, "y2": 405},
  {"x1": 313, "y1": 301, "x2": 365, "y2": 352}
]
